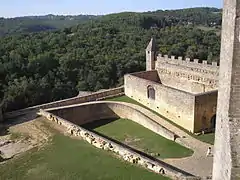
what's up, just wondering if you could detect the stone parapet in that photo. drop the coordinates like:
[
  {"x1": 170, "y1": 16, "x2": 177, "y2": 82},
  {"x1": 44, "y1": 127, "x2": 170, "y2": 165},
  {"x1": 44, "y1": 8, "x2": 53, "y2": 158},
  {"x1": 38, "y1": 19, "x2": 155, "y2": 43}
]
[{"x1": 4, "y1": 86, "x2": 124, "y2": 119}]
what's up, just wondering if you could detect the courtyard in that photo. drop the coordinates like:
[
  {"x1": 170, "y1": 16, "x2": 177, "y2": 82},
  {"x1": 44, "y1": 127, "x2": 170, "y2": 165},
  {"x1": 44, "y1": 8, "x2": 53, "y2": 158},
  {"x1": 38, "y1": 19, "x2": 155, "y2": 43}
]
[{"x1": 82, "y1": 118, "x2": 193, "y2": 159}]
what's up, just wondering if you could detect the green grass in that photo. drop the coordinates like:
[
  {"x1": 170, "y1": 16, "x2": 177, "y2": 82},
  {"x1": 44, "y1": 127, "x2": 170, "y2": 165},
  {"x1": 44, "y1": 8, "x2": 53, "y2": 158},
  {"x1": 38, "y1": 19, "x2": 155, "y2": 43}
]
[
  {"x1": 196, "y1": 133, "x2": 215, "y2": 145},
  {"x1": 0, "y1": 132, "x2": 169, "y2": 180},
  {"x1": 107, "y1": 95, "x2": 215, "y2": 145},
  {"x1": 83, "y1": 118, "x2": 193, "y2": 159}
]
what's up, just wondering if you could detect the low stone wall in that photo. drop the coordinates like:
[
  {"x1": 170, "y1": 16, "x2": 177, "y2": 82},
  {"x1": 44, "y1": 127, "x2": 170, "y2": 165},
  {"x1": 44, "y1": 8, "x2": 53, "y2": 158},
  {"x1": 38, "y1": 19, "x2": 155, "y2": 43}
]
[
  {"x1": 4, "y1": 86, "x2": 124, "y2": 119},
  {"x1": 39, "y1": 110, "x2": 199, "y2": 180},
  {"x1": 45, "y1": 101, "x2": 177, "y2": 142}
]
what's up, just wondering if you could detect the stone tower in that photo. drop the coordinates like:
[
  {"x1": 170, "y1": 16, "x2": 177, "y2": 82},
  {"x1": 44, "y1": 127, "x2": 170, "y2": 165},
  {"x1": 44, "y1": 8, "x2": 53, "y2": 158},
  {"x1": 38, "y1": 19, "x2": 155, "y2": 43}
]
[
  {"x1": 212, "y1": 0, "x2": 240, "y2": 179},
  {"x1": 146, "y1": 37, "x2": 156, "y2": 71}
]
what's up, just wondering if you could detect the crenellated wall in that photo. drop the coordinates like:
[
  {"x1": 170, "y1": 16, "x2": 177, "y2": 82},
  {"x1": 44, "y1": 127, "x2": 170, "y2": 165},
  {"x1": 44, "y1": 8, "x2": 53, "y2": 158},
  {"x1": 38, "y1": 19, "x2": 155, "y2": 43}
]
[
  {"x1": 156, "y1": 54, "x2": 219, "y2": 74},
  {"x1": 155, "y1": 54, "x2": 219, "y2": 94}
]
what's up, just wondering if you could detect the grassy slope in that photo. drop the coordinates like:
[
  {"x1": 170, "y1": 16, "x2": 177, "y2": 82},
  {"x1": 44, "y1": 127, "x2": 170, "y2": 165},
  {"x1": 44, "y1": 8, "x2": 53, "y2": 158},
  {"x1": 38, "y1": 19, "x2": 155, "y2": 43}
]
[
  {"x1": 86, "y1": 118, "x2": 193, "y2": 159},
  {"x1": 107, "y1": 96, "x2": 215, "y2": 145},
  {"x1": 0, "y1": 133, "x2": 169, "y2": 180}
]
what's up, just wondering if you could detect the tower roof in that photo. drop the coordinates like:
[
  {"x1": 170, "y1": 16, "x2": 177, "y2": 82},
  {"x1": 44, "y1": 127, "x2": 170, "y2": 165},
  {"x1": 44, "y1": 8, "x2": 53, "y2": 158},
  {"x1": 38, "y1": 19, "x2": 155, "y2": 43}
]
[{"x1": 146, "y1": 37, "x2": 156, "y2": 52}]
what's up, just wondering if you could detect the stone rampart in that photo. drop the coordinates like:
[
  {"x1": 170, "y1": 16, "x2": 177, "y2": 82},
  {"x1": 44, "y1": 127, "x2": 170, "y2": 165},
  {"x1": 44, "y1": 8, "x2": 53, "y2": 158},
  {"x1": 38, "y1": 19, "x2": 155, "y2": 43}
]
[
  {"x1": 157, "y1": 65, "x2": 218, "y2": 93},
  {"x1": 39, "y1": 109, "x2": 199, "y2": 180},
  {"x1": 44, "y1": 101, "x2": 177, "y2": 141},
  {"x1": 4, "y1": 86, "x2": 124, "y2": 119},
  {"x1": 155, "y1": 55, "x2": 219, "y2": 93},
  {"x1": 156, "y1": 54, "x2": 219, "y2": 74}
]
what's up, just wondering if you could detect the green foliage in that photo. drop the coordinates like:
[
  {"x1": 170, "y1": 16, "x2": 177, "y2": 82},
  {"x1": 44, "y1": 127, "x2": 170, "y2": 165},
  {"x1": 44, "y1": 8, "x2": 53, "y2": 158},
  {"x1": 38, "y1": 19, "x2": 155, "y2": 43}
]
[
  {"x1": 0, "y1": 7, "x2": 221, "y2": 112},
  {"x1": 0, "y1": 15, "x2": 98, "y2": 36},
  {"x1": 0, "y1": 133, "x2": 169, "y2": 180},
  {"x1": 84, "y1": 118, "x2": 193, "y2": 158}
]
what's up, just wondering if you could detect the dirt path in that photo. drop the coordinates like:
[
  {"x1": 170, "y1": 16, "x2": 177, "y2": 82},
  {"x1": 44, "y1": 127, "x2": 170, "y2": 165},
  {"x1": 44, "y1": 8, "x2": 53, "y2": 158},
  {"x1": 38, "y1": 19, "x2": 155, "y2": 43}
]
[{"x1": 0, "y1": 116, "x2": 52, "y2": 160}]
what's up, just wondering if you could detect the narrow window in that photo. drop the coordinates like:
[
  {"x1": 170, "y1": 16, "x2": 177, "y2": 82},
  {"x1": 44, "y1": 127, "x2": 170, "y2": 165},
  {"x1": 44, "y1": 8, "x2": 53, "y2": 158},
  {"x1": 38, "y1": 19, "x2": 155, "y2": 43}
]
[{"x1": 147, "y1": 85, "x2": 155, "y2": 100}]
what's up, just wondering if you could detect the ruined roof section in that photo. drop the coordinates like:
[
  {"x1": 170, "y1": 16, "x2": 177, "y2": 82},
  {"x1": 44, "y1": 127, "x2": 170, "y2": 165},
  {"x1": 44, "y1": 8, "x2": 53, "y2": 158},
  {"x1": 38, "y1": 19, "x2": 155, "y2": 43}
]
[{"x1": 146, "y1": 37, "x2": 157, "y2": 52}]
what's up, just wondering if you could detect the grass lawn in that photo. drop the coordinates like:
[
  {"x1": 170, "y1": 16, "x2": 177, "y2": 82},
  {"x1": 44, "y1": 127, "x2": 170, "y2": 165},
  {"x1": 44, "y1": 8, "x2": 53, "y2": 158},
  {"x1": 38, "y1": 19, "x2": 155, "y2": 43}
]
[
  {"x1": 107, "y1": 95, "x2": 215, "y2": 145},
  {"x1": 0, "y1": 132, "x2": 169, "y2": 180},
  {"x1": 196, "y1": 133, "x2": 215, "y2": 145},
  {"x1": 83, "y1": 118, "x2": 193, "y2": 159}
]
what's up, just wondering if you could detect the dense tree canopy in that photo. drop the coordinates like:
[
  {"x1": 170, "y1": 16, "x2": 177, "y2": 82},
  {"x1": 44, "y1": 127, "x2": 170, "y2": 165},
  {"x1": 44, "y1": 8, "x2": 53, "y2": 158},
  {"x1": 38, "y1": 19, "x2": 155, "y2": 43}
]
[{"x1": 0, "y1": 8, "x2": 221, "y2": 112}]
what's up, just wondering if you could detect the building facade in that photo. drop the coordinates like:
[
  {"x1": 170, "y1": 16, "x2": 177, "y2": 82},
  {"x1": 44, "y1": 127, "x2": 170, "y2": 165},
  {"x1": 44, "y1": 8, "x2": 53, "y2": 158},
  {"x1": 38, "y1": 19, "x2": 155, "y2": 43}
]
[{"x1": 124, "y1": 38, "x2": 219, "y2": 133}]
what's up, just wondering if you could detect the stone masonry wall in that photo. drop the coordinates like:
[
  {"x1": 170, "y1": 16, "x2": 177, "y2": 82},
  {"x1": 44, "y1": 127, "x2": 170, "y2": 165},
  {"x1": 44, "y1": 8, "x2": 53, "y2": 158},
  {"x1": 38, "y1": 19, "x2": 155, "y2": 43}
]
[
  {"x1": 124, "y1": 74, "x2": 196, "y2": 133},
  {"x1": 156, "y1": 56, "x2": 219, "y2": 94},
  {"x1": 157, "y1": 64, "x2": 217, "y2": 94},
  {"x1": 156, "y1": 54, "x2": 219, "y2": 75},
  {"x1": 4, "y1": 86, "x2": 124, "y2": 119},
  {"x1": 194, "y1": 91, "x2": 218, "y2": 133},
  {"x1": 131, "y1": 70, "x2": 161, "y2": 83},
  {"x1": 46, "y1": 101, "x2": 177, "y2": 141},
  {"x1": 213, "y1": 0, "x2": 240, "y2": 179}
]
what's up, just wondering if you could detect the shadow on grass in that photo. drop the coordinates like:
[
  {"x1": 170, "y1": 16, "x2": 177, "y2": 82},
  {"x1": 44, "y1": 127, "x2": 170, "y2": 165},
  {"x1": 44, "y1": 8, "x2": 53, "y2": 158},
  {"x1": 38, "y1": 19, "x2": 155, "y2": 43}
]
[
  {"x1": 82, "y1": 118, "x2": 118, "y2": 130},
  {"x1": 107, "y1": 95, "x2": 215, "y2": 145}
]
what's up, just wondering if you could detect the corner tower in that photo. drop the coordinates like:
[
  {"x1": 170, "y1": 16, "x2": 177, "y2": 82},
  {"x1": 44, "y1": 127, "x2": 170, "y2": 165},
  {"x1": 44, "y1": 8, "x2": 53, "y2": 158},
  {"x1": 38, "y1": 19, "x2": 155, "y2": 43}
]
[{"x1": 146, "y1": 37, "x2": 157, "y2": 71}]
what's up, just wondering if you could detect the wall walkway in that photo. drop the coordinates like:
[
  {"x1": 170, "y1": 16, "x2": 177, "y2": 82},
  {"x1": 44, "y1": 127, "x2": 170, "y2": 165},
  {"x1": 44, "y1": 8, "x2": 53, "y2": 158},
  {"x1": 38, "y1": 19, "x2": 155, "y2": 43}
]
[{"x1": 3, "y1": 86, "x2": 124, "y2": 119}]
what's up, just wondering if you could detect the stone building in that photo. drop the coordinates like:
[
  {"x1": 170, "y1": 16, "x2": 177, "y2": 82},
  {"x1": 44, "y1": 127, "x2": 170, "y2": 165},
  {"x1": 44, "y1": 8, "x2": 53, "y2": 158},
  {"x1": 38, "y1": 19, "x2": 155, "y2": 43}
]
[{"x1": 124, "y1": 37, "x2": 219, "y2": 133}]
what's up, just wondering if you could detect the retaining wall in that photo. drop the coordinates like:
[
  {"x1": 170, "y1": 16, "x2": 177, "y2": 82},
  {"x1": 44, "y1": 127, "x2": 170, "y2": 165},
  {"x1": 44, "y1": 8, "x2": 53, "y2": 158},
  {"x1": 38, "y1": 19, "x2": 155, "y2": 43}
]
[{"x1": 45, "y1": 101, "x2": 177, "y2": 141}]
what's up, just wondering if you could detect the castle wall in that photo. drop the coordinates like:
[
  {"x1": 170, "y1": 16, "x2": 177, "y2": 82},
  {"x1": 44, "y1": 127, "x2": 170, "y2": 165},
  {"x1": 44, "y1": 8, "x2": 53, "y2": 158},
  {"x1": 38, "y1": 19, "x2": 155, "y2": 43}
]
[
  {"x1": 4, "y1": 86, "x2": 124, "y2": 119},
  {"x1": 213, "y1": 1, "x2": 240, "y2": 179},
  {"x1": 156, "y1": 55, "x2": 219, "y2": 75},
  {"x1": 46, "y1": 101, "x2": 177, "y2": 141},
  {"x1": 124, "y1": 73, "x2": 196, "y2": 133},
  {"x1": 156, "y1": 56, "x2": 219, "y2": 94},
  {"x1": 130, "y1": 70, "x2": 160, "y2": 83},
  {"x1": 194, "y1": 91, "x2": 218, "y2": 133}
]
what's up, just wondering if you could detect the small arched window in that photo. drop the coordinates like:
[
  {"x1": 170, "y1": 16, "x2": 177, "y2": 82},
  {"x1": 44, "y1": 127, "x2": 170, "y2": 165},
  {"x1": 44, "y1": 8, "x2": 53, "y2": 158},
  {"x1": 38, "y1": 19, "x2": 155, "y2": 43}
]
[{"x1": 147, "y1": 85, "x2": 155, "y2": 100}]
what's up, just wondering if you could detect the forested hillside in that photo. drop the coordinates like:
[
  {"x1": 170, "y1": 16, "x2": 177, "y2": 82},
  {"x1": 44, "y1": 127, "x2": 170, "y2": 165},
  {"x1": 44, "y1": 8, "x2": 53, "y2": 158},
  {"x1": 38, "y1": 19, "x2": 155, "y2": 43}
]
[
  {"x1": 0, "y1": 7, "x2": 222, "y2": 112},
  {"x1": 0, "y1": 14, "x2": 98, "y2": 36}
]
